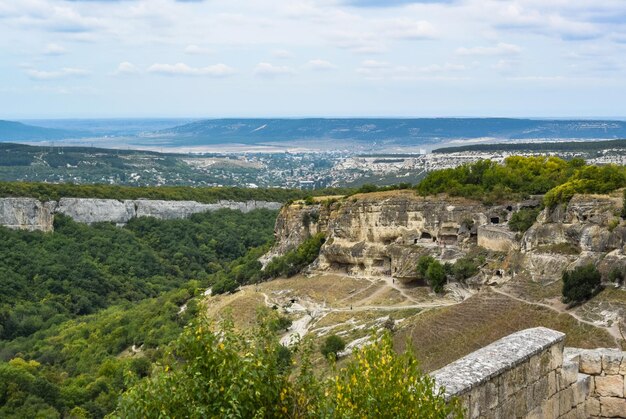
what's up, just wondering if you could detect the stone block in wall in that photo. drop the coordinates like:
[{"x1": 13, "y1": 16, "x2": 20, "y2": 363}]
[
  {"x1": 550, "y1": 342, "x2": 564, "y2": 371},
  {"x1": 602, "y1": 350, "x2": 625, "y2": 375},
  {"x1": 573, "y1": 373, "x2": 592, "y2": 406},
  {"x1": 548, "y1": 370, "x2": 558, "y2": 397},
  {"x1": 595, "y1": 374, "x2": 624, "y2": 397},
  {"x1": 560, "y1": 359, "x2": 580, "y2": 389},
  {"x1": 529, "y1": 374, "x2": 549, "y2": 412},
  {"x1": 621, "y1": 357, "x2": 626, "y2": 375},
  {"x1": 559, "y1": 385, "x2": 576, "y2": 416},
  {"x1": 469, "y1": 379, "x2": 499, "y2": 416},
  {"x1": 502, "y1": 362, "x2": 529, "y2": 398},
  {"x1": 586, "y1": 397, "x2": 600, "y2": 417},
  {"x1": 580, "y1": 350, "x2": 602, "y2": 375},
  {"x1": 515, "y1": 388, "x2": 528, "y2": 415},
  {"x1": 599, "y1": 396, "x2": 626, "y2": 418}
]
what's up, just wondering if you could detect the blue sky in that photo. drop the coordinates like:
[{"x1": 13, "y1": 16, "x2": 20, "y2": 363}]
[{"x1": 1, "y1": 0, "x2": 625, "y2": 119}]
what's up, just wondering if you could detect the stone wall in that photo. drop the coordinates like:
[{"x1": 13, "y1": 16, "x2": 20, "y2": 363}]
[
  {"x1": 431, "y1": 327, "x2": 626, "y2": 418},
  {"x1": 565, "y1": 348, "x2": 626, "y2": 418},
  {"x1": 0, "y1": 197, "x2": 282, "y2": 231}
]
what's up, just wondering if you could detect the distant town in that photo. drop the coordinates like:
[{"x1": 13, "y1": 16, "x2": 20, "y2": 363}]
[{"x1": 2, "y1": 140, "x2": 626, "y2": 189}]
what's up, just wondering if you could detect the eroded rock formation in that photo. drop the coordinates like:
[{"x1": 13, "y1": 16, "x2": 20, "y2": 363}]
[
  {"x1": 269, "y1": 190, "x2": 626, "y2": 284},
  {"x1": 270, "y1": 191, "x2": 520, "y2": 281},
  {"x1": 0, "y1": 197, "x2": 282, "y2": 231}
]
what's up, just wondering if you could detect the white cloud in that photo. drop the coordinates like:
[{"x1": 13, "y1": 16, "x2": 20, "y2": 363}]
[
  {"x1": 385, "y1": 18, "x2": 437, "y2": 40},
  {"x1": 184, "y1": 44, "x2": 211, "y2": 55},
  {"x1": 272, "y1": 49, "x2": 293, "y2": 59},
  {"x1": 456, "y1": 42, "x2": 521, "y2": 56},
  {"x1": 254, "y1": 62, "x2": 295, "y2": 77},
  {"x1": 306, "y1": 59, "x2": 337, "y2": 71},
  {"x1": 147, "y1": 63, "x2": 236, "y2": 77},
  {"x1": 43, "y1": 43, "x2": 67, "y2": 56},
  {"x1": 25, "y1": 67, "x2": 89, "y2": 80},
  {"x1": 328, "y1": 31, "x2": 387, "y2": 54},
  {"x1": 115, "y1": 61, "x2": 140, "y2": 76}
]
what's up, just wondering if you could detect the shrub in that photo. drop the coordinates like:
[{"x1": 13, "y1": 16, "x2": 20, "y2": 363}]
[
  {"x1": 211, "y1": 275, "x2": 238, "y2": 295},
  {"x1": 452, "y1": 257, "x2": 480, "y2": 282},
  {"x1": 325, "y1": 332, "x2": 463, "y2": 418},
  {"x1": 320, "y1": 334, "x2": 346, "y2": 360},
  {"x1": 426, "y1": 261, "x2": 446, "y2": 293},
  {"x1": 609, "y1": 267, "x2": 624, "y2": 285},
  {"x1": 115, "y1": 320, "x2": 462, "y2": 419},
  {"x1": 417, "y1": 255, "x2": 436, "y2": 279},
  {"x1": 562, "y1": 264, "x2": 602, "y2": 305},
  {"x1": 508, "y1": 207, "x2": 541, "y2": 233},
  {"x1": 263, "y1": 233, "x2": 326, "y2": 279}
]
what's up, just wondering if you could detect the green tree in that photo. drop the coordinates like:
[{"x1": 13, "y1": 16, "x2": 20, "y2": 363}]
[
  {"x1": 508, "y1": 208, "x2": 541, "y2": 233},
  {"x1": 417, "y1": 255, "x2": 436, "y2": 279},
  {"x1": 320, "y1": 335, "x2": 346, "y2": 360},
  {"x1": 426, "y1": 261, "x2": 446, "y2": 293},
  {"x1": 452, "y1": 257, "x2": 480, "y2": 282},
  {"x1": 562, "y1": 264, "x2": 602, "y2": 305}
]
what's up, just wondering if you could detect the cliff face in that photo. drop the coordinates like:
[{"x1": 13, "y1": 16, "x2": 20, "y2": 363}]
[
  {"x1": 272, "y1": 191, "x2": 518, "y2": 280},
  {"x1": 0, "y1": 198, "x2": 282, "y2": 231},
  {"x1": 0, "y1": 198, "x2": 57, "y2": 232},
  {"x1": 270, "y1": 190, "x2": 626, "y2": 283},
  {"x1": 521, "y1": 194, "x2": 626, "y2": 280}
]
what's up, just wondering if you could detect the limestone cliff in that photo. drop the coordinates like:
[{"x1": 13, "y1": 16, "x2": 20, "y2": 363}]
[
  {"x1": 270, "y1": 191, "x2": 520, "y2": 281},
  {"x1": 269, "y1": 190, "x2": 626, "y2": 284},
  {"x1": 0, "y1": 198, "x2": 57, "y2": 232},
  {"x1": 0, "y1": 197, "x2": 282, "y2": 231},
  {"x1": 521, "y1": 193, "x2": 626, "y2": 280}
]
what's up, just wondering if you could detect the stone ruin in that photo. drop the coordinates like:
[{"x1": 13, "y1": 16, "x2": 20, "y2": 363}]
[{"x1": 432, "y1": 327, "x2": 626, "y2": 418}]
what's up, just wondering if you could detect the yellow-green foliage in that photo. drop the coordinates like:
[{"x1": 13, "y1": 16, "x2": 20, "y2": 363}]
[
  {"x1": 543, "y1": 165, "x2": 626, "y2": 208},
  {"x1": 113, "y1": 317, "x2": 461, "y2": 418},
  {"x1": 326, "y1": 333, "x2": 462, "y2": 419},
  {"x1": 416, "y1": 155, "x2": 626, "y2": 206}
]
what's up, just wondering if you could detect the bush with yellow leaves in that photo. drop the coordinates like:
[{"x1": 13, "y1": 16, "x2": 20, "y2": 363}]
[{"x1": 112, "y1": 313, "x2": 462, "y2": 418}]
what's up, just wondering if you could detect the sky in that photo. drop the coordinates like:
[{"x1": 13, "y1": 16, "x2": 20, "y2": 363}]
[{"x1": 1, "y1": 0, "x2": 626, "y2": 119}]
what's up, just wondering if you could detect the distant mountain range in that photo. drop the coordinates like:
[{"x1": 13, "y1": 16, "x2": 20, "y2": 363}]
[
  {"x1": 149, "y1": 118, "x2": 626, "y2": 146},
  {"x1": 2, "y1": 118, "x2": 626, "y2": 147},
  {"x1": 0, "y1": 120, "x2": 85, "y2": 141}
]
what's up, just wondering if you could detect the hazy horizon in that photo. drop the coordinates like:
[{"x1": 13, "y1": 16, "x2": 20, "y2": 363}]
[{"x1": 2, "y1": 1, "x2": 626, "y2": 119}]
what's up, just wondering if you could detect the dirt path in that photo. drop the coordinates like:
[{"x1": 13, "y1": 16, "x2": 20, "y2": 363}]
[
  {"x1": 263, "y1": 281, "x2": 462, "y2": 346},
  {"x1": 491, "y1": 287, "x2": 623, "y2": 343}
]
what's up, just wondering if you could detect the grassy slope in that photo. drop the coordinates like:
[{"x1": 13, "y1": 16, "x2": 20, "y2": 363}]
[{"x1": 394, "y1": 289, "x2": 617, "y2": 373}]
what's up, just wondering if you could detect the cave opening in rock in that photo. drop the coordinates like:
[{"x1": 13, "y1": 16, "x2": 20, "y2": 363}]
[
  {"x1": 491, "y1": 217, "x2": 500, "y2": 224},
  {"x1": 420, "y1": 232, "x2": 432, "y2": 240}
]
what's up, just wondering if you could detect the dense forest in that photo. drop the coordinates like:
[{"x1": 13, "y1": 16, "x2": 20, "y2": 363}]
[
  {"x1": 0, "y1": 209, "x2": 278, "y2": 418},
  {"x1": 0, "y1": 181, "x2": 351, "y2": 204},
  {"x1": 415, "y1": 156, "x2": 626, "y2": 205},
  {"x1": 433, "y1": 138, "x2": 626, "y2": 154}
]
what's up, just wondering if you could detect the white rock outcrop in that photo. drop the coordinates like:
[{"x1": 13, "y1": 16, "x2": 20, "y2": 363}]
[
  {"x1": 0, "y1": 198, "x2": 56, "y2": 232},
  {"x1": 0, "y1": 197, "x2": 282, "y2": 231}
]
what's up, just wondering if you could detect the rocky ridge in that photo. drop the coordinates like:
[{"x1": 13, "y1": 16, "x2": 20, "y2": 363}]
[
  {"x1": 269, "y1": 190, "x2": 626, "y2": 284},
  {"x1": 0, "y1": 197, "x2": 282, "y2": 231}
]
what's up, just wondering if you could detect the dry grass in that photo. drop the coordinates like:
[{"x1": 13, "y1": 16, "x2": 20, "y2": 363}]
[
  {"x1": 260, "y1": 274, "x2": 374, "y2": 305},
  {"x1": 362, "y1": 287, "x2": 406, "y2": 306},
  {"x1": 503, "y1": 275, "x2": 563, "y2": 303},
  {"x1": 205, "y1": 289, "x2": 266, "y2": 330},
  {"x1": 595, "y1": 287, "x2": 626, "y2": 304},
  {"x1": 394, "y1": 289, "x2": 617, "y2": 373}
]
